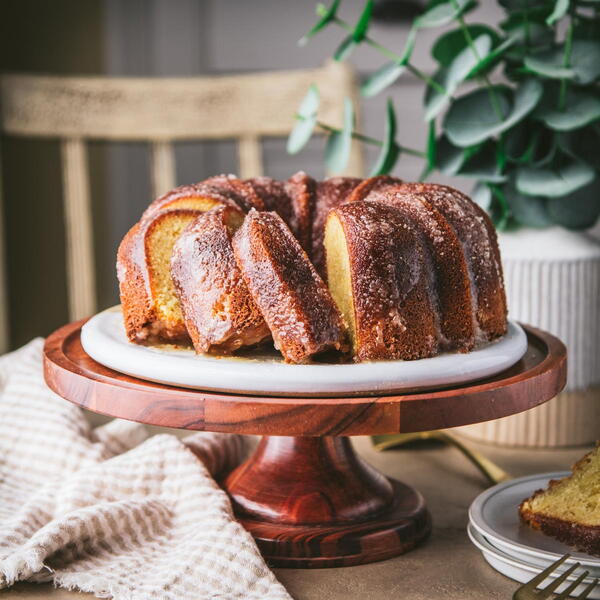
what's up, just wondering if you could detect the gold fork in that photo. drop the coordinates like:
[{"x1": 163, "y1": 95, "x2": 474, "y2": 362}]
[
  {"x1": 371, "y1": 430, "x2": 511, "y2": 486},
  {"x1": 513, "y1": 554, "x2": 598, "y2": 599}
]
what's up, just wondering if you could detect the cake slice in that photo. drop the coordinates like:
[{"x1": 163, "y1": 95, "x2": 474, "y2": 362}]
[
  {"x1": 519, "y1": 444, "x2": 600, "y2": 556},
  {"x1": 232, "y1": 209, "x2": 347, "y2": 364},
  {"x1": 325, "y1": 201, "x2": 440, "y2": 362},
  {"x1": 171, "y1": 206, "x2": 271, "y2": 354},
  {"x1": 117, "y1": 209, "x2": 202, "y2": 343}
]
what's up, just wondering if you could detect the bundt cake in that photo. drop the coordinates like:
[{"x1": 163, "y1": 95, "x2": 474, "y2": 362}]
[
  {"x1": 117, "y1": 173, "x2": 507, "y2": 363},
  {"x1": 325, "y1": 201, "x2": 439, "y2": 361},
  {"x1": 519, "y1": 444, "x2": 600, "y2": 556},
  {"x1": 171, "y1": 205, "x2": 271, "y2": 354},
  {"x1": 232, "y1": 209, "x2": 347, "y2": 363}
]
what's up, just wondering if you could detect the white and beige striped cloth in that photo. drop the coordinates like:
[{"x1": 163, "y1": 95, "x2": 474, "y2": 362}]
[{"x1": 0, "y1": 339, "x2": 291, "y2": 599}]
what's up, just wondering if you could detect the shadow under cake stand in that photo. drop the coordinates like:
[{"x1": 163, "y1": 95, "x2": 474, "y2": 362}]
[{"x1": 43, "y1": 320, "x2": 566, "y2": 568}]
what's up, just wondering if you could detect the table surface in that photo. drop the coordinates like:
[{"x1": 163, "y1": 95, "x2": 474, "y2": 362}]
[{"x1": 4, "y1": 428, "x2": 590, "y2": 600}]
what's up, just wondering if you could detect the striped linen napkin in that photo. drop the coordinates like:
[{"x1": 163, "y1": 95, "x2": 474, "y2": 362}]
[{"x1": 0, "y1": 339, "x2": 291, "y2": 600}]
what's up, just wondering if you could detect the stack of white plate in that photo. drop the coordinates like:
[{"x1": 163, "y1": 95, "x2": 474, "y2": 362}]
[{"x1": 468, "y1": 472, "x2": 600, "y2": 598}]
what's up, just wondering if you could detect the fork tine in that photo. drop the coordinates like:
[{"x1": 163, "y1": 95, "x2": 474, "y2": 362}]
[
  {"x1": 537, "y1": 563, "x2": 581, "y2": 599},
  {"x1": 554, "y1": 570, "x2": 589, "y2": 600},
  {"x1": 576, "y1": 578, "x2": 599, "y2": 599},
  {"x1": 521, "y1": 554, "x2": 571, "y2": 590}
]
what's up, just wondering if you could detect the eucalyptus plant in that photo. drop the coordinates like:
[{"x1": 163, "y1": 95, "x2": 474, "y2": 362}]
[{"x1": 287, "y1": 0, "x2": 600, "y2": 230}]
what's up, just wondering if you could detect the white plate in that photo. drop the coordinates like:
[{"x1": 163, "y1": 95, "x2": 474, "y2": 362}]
[
  {"x1": 469, "y1": 472, "x2": 600, "y2": 572},
  {"x1": 468, "y1": 524, "x2": 600, "y2": 598},
  {"x1": 81, "y1": 306, "x2": 528, "y2": 397}
]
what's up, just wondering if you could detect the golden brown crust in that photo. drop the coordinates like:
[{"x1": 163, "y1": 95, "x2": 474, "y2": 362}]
[
  {"x1": 311, "y1": 177, "x2": 361, "y2": 277},
  {"x1": 202, "y1": 174, "x2": 265, "y2": 212},
  {"x1": 360, "y1": 191, "x2": 476, "y2": 352},
  {"x1": 328, "y1": 201, "x2": 440, "y2": 361},
  {"x1": 117, "y1": 209, "x2": 201, "y2": 343},
  {"x1": 346, "y1": 175, "x2": 404, "y2": 204},
  {"x1": 232, "y1": 210, "x2": 347, "y2": 363},
  {"x1": 284, "y1": 171, "x2": 317, "y2": 255},
  {"x1": 244, "y1": 177, "x2": 295, "y2": 232},
  {"x1": 395, "y1": 183, "x2": 507, "y2": 342},
  {"x1": 171, "y1": 206, "x2": 271, "y2": 354},
  {"x1": 141, "y1": 182, "x2": 239, "y2": 221}
]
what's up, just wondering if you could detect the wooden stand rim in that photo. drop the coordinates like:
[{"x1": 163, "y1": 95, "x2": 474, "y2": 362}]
[{"x1": 43, "y1": 319, "x2": 566, "y2": 436}]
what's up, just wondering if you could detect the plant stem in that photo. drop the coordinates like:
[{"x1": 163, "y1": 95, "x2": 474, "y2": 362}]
[
  {"x1": 452, "y1": 0, "x2": 505, "y2": 120},
  {"x1": 314, "y1": 119, "x2": 426, "y2": 157},
  {"x1": 330, "y1": 16, "x2": 448, "y2": 96},
  {"x1": 558, "y1": 15, "x2": 574, "y2": 111}
]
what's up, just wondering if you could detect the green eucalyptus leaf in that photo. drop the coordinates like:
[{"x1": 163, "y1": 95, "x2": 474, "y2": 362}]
[
  {"x1": 445, "y1": 80, "x2": 541, "y2": 147},
  {"x1": 361, "y1": 62, "x2": 406, "y2": 98},
  {"x1": 524, "y1": 40, "x2": 600, "y2": 83},
  {"x1": 334, "y1": 35, "x2": 358, "y2": 61},
  {"x1": 287, "y1": 115, "x2": 317, "y2": 154},
  {"x1": 398, "y1": 27, "x2": 417, "y2": 65},
  {"x1": 424, "y1": 34, "x2": 494, "y2": 122},
  {"x1": 472, "y1": 182, "x2": 493, "y2": 212},
  {"x1": 299, "y1": 0, "x2": 341, "y2": 45},
  {"x1": 353, "y1": 0, "x2": 374, "y2": 42},
  {"x1": 469, "y1": 37, "x2": 515, "y2": 78},
  {"x1": 287, "y1": 85, "x2": 320, "y2": 154},
  {"x1": 524, "y1": 48, "x2": 575, "y2": 79},
  {"x1": 546, "y1": 0, "x2": 569, "y2": 25},
  {"x1": 297, "y1": 84, "x2": 320, "y2": 118},
  {"x1": 432, "y1": 25, "x2": 500, "y2": 67},
  {"x1": 504, "y1": 179, "x2": 552, "y2": 227},
  {"x1": 489, "y1": 184, "x2": 511, "y2": 230},
  {"x1": 568, "y1": 39, "x2": 600, "y2": 84},
  {"x1": 536, "y1": 90, "x2": 600, "y2": 131},
  {"x1": 370, "y1": 98, "x2": 399, "y2": 176},
  {"x1": 515, "y1": 158, "x2": 595, "y2": 197},
  {"x1": 325, "y1": 98, "x2": 354, "y2": 172},
  {"x1": 546, "y1": 178, "x2": 600, "y2": 229},
  {"x1": 424, "y1": 68, "x2": 452, "y2": 121},
  {"x1": 414, "y1": 0, "x2": 474, "y2": 29}
]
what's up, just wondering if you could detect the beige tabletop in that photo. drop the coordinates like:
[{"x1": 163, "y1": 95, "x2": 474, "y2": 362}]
[{"x1": 3, "y1": 431, "x2": 589, "y2": 600}]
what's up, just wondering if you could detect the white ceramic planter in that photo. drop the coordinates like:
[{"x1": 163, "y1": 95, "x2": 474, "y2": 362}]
[{"x1": 458, "y1": 227, "x2": 600, "y2": 447}]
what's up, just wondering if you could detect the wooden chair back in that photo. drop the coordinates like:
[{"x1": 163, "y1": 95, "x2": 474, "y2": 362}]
[{"x1": 0, "y1": 61, "x2": 363, "y2": 349}]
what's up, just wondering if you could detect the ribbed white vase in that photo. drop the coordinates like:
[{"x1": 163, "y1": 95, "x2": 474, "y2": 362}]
[{"x1": 458, "y1": 227, "x2": 600, "y2": 447}]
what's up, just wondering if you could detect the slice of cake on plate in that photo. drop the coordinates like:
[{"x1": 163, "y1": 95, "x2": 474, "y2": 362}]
[{"x1": 519, "y1": 444, "x2": 600, "y2": 556}]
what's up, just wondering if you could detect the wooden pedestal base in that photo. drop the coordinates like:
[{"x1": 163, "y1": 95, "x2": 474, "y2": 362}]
[{"x1": 224, "y1": 436, "x2": 431, "y2": 568}]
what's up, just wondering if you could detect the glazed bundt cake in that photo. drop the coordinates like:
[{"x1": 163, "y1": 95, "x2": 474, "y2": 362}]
[
  {"x1": 171, "y1": 206, "x2": 271, "y2": 354},
  {"x1": 519, "y1": 444, "x2": 600, "y2": 556},
  {"x1": 117, "y1": 173, "x2": 507, "y2": 363},
  {"x1": 233, "y1": 209, "x2": 347, "y2": 363}
]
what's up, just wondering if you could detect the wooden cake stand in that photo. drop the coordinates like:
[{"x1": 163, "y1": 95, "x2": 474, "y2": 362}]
[{"x1": 43, "y1": 320, "x2": 566, "y2": 569}]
